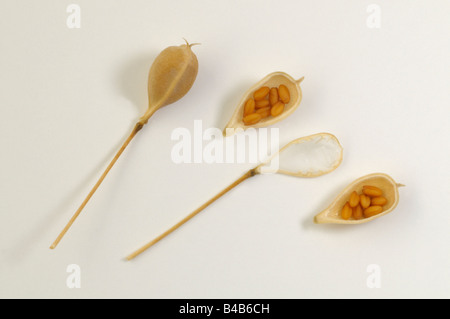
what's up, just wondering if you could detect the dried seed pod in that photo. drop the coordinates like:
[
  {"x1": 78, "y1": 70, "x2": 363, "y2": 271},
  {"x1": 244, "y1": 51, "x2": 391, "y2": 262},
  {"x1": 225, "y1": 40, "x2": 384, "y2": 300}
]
[
  {"x1": 314, "y1": 173, "x2": 404, "y2": 225},
  {"x1": 50, "y1": 40, "x2": 199, "y2": 249},
  {"x1": 140, "y1": 40, "x2": 199, "y2": 124},
  {"x1": 255, "y1": 133, "x2": 343, "y2": 177},
  {"x1": 223, "y1": 72, "x2": 304, "y2": 136},
  {"x1": 127, "y1": 132, "x2": 343, "y2": 260}
]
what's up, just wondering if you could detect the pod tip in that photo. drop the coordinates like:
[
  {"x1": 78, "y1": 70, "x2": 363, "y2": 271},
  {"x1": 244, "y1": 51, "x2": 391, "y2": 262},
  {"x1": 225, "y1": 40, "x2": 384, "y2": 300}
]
[
  {"x1": 296, "y1": 76, "x2": 305, "y2": 84},
  {"x1": 223, "y1": 127, "x2": 236, "y2": 137},
  {"x1": 182, "y1": 38, "x2": 201, "y2": 48}
]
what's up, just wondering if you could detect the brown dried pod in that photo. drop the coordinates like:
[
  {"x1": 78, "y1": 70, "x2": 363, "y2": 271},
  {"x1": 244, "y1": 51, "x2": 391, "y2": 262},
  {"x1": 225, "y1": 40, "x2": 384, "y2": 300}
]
[{"x1": 50, "y1": 40, "x2": 199, "y2": 249}]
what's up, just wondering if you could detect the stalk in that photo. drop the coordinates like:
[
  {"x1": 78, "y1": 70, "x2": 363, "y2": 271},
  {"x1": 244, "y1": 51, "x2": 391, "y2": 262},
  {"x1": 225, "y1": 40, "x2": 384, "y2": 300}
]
[
  {"x1": 50, "y1": 121, "x2": 145, "y2": 249},
  {"x1": 126, "y1": 168, "x2": 258, "y2": 260}
]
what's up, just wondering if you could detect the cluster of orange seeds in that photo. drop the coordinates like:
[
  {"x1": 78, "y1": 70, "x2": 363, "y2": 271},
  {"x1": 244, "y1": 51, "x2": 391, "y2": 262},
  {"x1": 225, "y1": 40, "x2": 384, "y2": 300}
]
[
  {"x1": 242, "y1": 84, "x2": 290, "y2": 125},
  {"x1": 341, "y1": 186, "x2": 388, "y2": 220}
]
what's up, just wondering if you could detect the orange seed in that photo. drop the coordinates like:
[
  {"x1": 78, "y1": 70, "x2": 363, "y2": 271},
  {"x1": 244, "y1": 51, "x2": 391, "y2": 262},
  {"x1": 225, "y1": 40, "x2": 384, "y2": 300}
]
[
  {"x1": 278, "y1": 84, "x2": 290, "y2": 104},
  {"x1": 253, "y1": 86, "x2": 270, "y2": 101},
  {"x1": 360, "y1": 194, "x2": 371, "y2": 209},
  {"x1": 341, "y1": 202, "x2": 352, "y2": 220},
  {"x1": 255, "y1": 99, "x2": 270, "y2": 108},
  {"x1": 271, "y1": 101, "x2": 285, "y2": 117},
  {"x1": 362, "y1": 185, "x2": 383, "y2": 197},
  {"x1": 363, "y1": 206, "x2": 383, "y2": 218},
  {"x1": 371, "y1": 196, "x2": 387, "y2": 206},
  {"x1": 243, "y1": 113, "x2": 262, "y2": 125},
  {"x1": 243, "y1": 98, "x2": 255, "y2": 116},
  {"x1": 256, "y1": 107, "x2": 271, "y2": 118},
  {"x1": 269, "y1": 87, "x2": 279, "y2": 106},
  {"x1": 349, "y1": 191, "x2": 360, "y2": 207},
  {"x1": 353, "y1": 205, "x2": 363, "y2": 220}
]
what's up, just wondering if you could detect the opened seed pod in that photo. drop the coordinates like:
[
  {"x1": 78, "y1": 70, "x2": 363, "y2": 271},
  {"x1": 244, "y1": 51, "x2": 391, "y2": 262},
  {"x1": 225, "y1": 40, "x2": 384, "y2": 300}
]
[
  {"x1": 314, "y1": 173, "x2": 403, "y2": 225},
  {"x1": 223, "y1": 72, "x2": 304, "y2": 136},
  {"x1": 255, "y1": 133, "x2": 343, "y2": 177},
  {"x1": 127, "y1": 132, "x2": 343, "y2": 260}
]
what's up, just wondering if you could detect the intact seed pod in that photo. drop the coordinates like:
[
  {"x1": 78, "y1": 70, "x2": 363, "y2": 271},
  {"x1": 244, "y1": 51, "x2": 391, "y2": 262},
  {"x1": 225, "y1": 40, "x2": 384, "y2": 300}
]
[
  {"x1": 50, "y1": 40, "x2": 199, "y2": 249},
  {"x1": 141, "y1": 40, "x2": 199, "y2": 123}
]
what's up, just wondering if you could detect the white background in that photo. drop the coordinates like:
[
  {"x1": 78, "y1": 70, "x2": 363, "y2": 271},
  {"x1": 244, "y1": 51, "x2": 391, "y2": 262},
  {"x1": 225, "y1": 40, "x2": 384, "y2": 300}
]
[{"x1": 1, "y1": 0, "x2": 449, "y2": 299}]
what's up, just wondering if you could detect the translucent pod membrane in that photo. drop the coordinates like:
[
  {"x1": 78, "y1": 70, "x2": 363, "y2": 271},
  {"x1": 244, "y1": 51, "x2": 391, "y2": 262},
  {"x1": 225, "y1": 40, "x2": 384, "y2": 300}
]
[
  {"x1": 256, "y1": 133, "x2": 343, "y2": 177},
  {"x1": 127, "y1": 132, "x2": 343, "y2": 260}
]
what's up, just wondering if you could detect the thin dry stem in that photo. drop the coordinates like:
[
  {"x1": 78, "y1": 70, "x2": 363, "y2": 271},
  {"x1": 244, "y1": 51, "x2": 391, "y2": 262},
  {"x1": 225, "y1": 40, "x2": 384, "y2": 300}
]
[
  {"x1": 126, "y1": 168, "x2": 258, "y2": 260},
  {"x1": 50, "y1": 122, "x2": 144, "y2": 249}
]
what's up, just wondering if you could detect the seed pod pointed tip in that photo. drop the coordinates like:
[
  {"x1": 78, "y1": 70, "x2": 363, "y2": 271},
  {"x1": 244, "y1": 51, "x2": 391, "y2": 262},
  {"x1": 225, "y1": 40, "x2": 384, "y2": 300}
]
[
  {"x1": 182, "y1": 38, "x2": 201, "y2": 48},
  {"x1": 296, "y1": 76, "x2": 305, "y2": 84}
]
